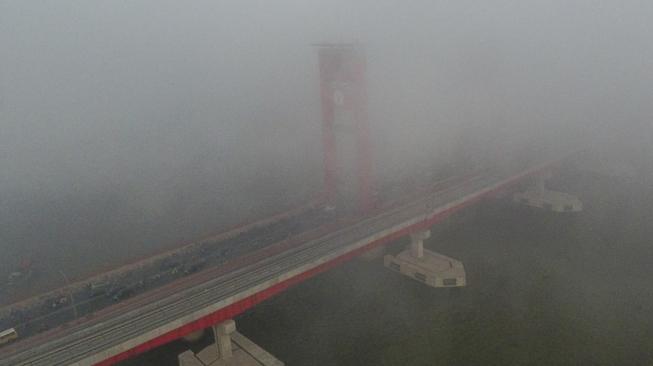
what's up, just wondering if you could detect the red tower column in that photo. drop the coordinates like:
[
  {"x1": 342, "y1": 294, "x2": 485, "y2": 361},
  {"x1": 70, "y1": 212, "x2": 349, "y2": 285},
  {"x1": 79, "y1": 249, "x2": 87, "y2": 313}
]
[{"x1": 316, "y1": 43, "x2": 374, "y2": 212}]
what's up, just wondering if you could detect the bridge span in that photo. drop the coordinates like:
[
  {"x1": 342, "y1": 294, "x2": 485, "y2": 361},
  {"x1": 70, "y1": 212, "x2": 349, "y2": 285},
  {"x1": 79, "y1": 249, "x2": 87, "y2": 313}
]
[{"x1": 0, "y1": 157, "x2": 563, "y2": 366}]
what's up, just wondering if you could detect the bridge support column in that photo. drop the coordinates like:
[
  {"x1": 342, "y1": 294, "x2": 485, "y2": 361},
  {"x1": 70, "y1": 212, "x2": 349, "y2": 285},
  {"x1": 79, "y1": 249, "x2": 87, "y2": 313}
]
[
  {"x1": 178, "y1": 319, "x2": 284, "y2": 366},
  {"x1": 409, "y1": 230, "x2": 429, "y2": 258},
  {"x1": 513, "y1": 172, "x2": 583, "y2": 212},
  {"x1": 384, "y1": 229, "x2": 466, "y2": 288},
  {"x1": 214, "y1": 319, "x2": 235, "y2": 360}
]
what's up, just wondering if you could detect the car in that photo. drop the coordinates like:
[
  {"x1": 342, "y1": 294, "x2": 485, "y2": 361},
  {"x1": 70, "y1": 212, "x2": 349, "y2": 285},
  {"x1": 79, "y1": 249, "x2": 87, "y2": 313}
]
[{"x1": 0, "y1": 328, "x2": 18, "y2": 346}]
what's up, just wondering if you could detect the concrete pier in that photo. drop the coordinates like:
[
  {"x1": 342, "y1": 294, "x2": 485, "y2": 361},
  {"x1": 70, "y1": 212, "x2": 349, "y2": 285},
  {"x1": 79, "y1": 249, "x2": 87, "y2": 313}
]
[
  {"x1": 513, "y1": 174, "x2": 582, "y2": 212},
  {"x1": 178, "y1": 320, "x2": 283, "y2": 366},
  {"x1": 384, "y1": 229, "x2": 466, "y2": 288}
]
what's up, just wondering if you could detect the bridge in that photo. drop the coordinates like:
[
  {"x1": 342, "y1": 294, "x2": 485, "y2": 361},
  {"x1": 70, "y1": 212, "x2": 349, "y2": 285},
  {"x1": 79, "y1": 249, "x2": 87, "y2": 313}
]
[{"x1": 0, "y1": 44, "x2": 580, "y2": 366}]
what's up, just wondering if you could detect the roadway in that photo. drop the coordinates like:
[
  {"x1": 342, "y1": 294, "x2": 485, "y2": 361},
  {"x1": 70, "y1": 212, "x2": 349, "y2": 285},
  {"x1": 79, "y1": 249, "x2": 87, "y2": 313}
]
[{"x1": 0, "y1": 159, "x2": 555, "y2": 366}]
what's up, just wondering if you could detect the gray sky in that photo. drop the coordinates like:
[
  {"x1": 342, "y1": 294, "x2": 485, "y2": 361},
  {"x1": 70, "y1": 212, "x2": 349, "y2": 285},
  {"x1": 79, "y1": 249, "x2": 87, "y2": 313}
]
[{"x1": 2, "y1": 1, "x2": 651, "y2": 190}]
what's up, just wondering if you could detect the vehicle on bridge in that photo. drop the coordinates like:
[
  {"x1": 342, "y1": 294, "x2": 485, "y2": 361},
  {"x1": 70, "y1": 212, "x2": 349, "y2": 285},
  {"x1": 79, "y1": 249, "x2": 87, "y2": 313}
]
[{"x1": 0, "y1": 328, "x2": 18, "y2": 346}]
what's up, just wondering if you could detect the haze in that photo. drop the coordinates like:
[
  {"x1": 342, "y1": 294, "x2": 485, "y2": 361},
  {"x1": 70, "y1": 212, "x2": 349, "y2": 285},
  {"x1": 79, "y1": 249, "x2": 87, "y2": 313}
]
[{"x1": 1, "y1": 1, "x2": 651, "y2": 281}]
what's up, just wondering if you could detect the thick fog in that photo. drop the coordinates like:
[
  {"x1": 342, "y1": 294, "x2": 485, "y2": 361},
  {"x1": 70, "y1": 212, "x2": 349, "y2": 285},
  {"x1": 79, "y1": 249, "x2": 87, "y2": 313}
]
[{"x1": 1, "y1": 1, "x2": 652, "y2": 280}]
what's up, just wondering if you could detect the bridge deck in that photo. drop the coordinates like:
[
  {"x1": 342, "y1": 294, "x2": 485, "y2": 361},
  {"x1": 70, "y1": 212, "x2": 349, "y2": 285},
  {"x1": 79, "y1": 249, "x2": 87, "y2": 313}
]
[{"x1": 0, "y1": 161, "x2": 552, "y2": 366}]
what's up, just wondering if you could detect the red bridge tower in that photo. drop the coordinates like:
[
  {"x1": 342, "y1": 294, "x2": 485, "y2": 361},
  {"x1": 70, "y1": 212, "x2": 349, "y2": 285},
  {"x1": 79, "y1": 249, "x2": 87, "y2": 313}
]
[{"x1": 316, "y1": 43, "x2": 374, "y2": 212}]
